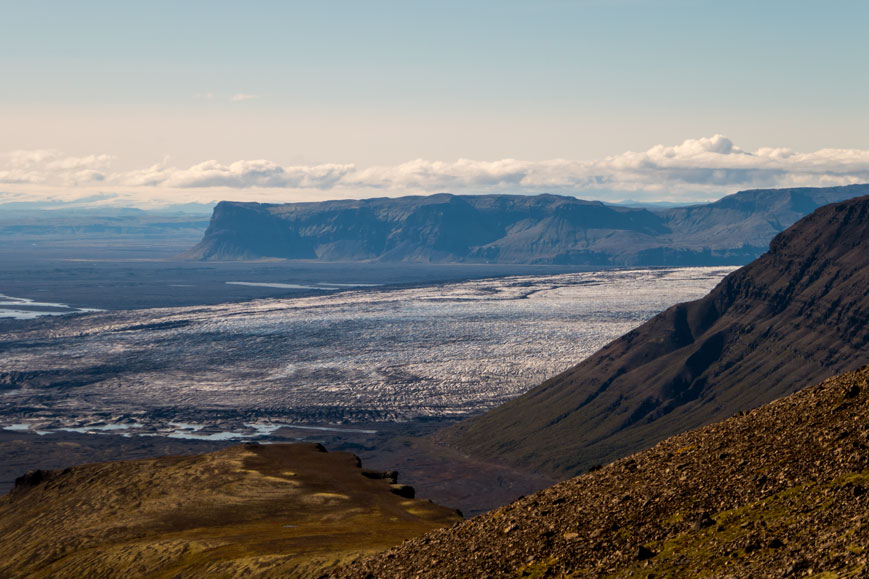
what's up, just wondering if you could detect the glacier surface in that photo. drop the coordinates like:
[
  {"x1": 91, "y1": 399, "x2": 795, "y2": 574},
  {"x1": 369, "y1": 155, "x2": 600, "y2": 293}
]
[{"x1": 0, "y1": 267, "x2": 734, "y2": 435}]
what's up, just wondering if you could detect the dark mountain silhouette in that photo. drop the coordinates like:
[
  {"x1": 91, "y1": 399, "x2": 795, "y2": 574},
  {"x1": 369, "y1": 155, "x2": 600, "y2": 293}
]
[
  {"x1": 186, "y1": 184, "x2": 869, "y2": 264},
  {"x1": 444, "y1": 195, "x2": 869, "y2": 477},
  {"x1": 337, "y1": 366, "x2": 869, "y2": 578}
]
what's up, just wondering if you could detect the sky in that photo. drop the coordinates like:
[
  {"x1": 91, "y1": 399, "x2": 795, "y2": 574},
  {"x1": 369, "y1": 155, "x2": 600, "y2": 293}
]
[{"x1": 2, "y1": 0, "x2": 869, "y2": 208}]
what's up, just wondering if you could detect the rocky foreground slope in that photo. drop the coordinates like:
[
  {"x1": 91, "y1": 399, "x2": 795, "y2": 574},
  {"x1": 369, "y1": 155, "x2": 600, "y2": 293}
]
[
  {"x1": 336, "y1": 366, "x2": 869, "y2": 578},
  {"x1": 186, "y1": 185, "x2": 867, "y2": 264},
  {"x1": 0, "y1": 443, "x2": 460, "y2": 578},
  {"x1": 446, "y1": 195, "x2": 869, "y2": 477}
]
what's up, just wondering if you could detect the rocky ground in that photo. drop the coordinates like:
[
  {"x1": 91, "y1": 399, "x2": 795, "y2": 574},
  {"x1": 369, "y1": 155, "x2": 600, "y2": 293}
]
[{"x1": 335, "y1": 366, "x2": 869, "y2": 578}]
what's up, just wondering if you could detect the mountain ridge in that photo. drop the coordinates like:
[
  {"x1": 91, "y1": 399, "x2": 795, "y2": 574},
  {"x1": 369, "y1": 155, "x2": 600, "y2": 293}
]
[
  {"x1": 186, "y1": 184, "x2": 869, "y2": 264},
  {"x1": 443, "y1": 194, "x2": 869, "y2": 477},
  {"x1": 0, "y1": 443, "x2": 461, "y2": 578}
]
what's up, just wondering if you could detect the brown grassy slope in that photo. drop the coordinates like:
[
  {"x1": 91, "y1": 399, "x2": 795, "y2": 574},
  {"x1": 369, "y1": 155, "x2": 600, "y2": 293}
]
[
  {"x1": 445, "y1": 195, "x2": 869, "y2": 477},
  {"x1": 0, "y1": 443, "x2": 461, "y2": 578},
  {"x1": 336, "y1": 366, "x2": 869, "y2": 578}
]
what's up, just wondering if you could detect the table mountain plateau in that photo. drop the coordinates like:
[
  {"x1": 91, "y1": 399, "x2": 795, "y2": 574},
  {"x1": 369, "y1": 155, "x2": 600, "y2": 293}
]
[
  {"x1": 186, "y1": 184, "x2": 868, "y2": 264},
  {"x1": 0, "y1": 443, "x2": 461, "y2": 578},
  {"x1": 444, "y1": 195, "x2": 869, "y2": 478},
  {"x1": 336, "y1": 366, "x2": 869, "y2": 578}
]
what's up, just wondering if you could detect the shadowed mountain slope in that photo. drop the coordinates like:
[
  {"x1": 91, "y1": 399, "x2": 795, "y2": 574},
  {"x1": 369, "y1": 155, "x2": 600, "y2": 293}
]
[
  {"x1": 0, "y1": 443, "x2": 460, "y2": 578},
  {"x1": 662, "y1": 184, "x2": 868, "y2": 248},
  {"x1": 186, "y1": 185, "x2": 868, "y2": 264},
  {"x1": 445, "y1": 195, "x2": 869, "y2": 478},
  {"x1": 336, "y1": 366, "x2": 869, "y2": 578}
]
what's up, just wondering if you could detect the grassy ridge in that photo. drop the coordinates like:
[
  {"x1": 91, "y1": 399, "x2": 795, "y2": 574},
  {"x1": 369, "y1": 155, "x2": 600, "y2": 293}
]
[{"x1": 0, "y1": 443, "x2": 461, "y2": 578}]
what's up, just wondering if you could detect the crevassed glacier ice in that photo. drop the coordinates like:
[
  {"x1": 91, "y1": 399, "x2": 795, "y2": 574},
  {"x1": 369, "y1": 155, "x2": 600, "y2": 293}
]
[{"x1": 0, "y1": 267, "x2": 734, "y2": 430}]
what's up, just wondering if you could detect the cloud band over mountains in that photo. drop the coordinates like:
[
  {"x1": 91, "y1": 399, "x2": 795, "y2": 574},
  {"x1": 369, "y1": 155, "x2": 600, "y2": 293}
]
[{"x1": 3, "y1": 136, "x2": 869, "y2": 204}]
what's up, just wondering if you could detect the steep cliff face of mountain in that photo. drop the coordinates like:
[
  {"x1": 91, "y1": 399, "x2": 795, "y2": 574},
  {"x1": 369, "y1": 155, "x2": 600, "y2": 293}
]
[
  {"x1": 445, "y1": 195, "x2": 869, "y2": 477},
  {"x1": 186, "y1": 201, "x2": 319, "y2": 260},
  {"x1": 0, "y1": 443, "x2": 460, "y2": 578},
  {"x1": 185, "y1": 185, "x2": 869, "y2": 264},
  {"x1": 337, "y1": 366, "x2": 869, "y2": 578},
  {"x1": 186, "y1": 193, "x2": 668, "y2": 263}
]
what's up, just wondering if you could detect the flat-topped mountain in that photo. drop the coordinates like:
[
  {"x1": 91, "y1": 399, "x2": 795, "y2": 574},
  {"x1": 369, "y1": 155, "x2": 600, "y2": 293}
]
[
  {"x1": 336, "y1": 366, "x2": 869, "y2": 578},
  {"x1": 445, "y1": 195, "x2": 869, "y2": 477},
  {"x1": 186, "y1": 184, "x2": 869, "y2": 264},
  {"x1": 0, "y1": 443, "x2": 460, "y2": 578}
]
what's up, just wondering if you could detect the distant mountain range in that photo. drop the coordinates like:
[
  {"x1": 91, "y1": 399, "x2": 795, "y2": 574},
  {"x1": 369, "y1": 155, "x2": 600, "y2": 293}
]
[
  {"x1": 186, "y1": 184, "x2": 869, "y2": 265},
  {"x1": 0, "y1": 203, "x2": 212, "y2": 241},
  {"x1": 0, "y1": 199, "x2": 215, "y2": 215},
  {"x1": 444, "y1": 195, "x2": 869, "y2": 477}
]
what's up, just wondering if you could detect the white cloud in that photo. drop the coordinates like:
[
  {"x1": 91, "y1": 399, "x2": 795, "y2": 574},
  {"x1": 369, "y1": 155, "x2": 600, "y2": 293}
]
[
  {"x1": 229, "y1": 93, "x2": 258, "y2": 102},
  {"x1": 339, "y1": 136, "x2": 869, "y2": 194},
  {"x1": 130, "y1": 159, "x2": 357, "y2": 189},
  {"x1": 3, "y1": 136, "x2": 869, "y2": 206},
  {"x1": 0, "y1": 149, "x2": 111, "y2": 186},
  {"x1": 591, "y1": 136, "x2": 869, "y2": 192}
]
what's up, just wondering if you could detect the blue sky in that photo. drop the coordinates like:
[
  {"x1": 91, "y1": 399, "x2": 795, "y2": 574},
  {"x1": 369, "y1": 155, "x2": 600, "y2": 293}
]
[{"x1": 2, "y1": 0, "x2": 868, "y2": 206}]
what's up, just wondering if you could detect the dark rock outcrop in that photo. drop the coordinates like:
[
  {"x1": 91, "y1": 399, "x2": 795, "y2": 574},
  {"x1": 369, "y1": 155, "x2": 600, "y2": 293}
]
[
  {"x1": 361, "y1": 470, "x2": 398, "y2": 483},
  {"x1": 186, "y1": 185, "x2": 869, "y2": 264},
  {"x1": 11, "y1": 469, "x2": 60, "y2": 496},
  {"x1": 445, "y1": 195, "x2": 869, "y2": 477}
]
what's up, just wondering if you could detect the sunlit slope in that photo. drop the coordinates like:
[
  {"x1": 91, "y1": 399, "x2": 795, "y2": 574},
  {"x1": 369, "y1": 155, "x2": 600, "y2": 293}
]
[
  {"x1": 0, "y1": 443, "x2": 460, "y2": 578},
  {"x1": 446, "y1": 195, "x2": 869, "y2": 477},
  {"x1": 339, "y1": 366, "x2": 869, "y2": 578}
]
